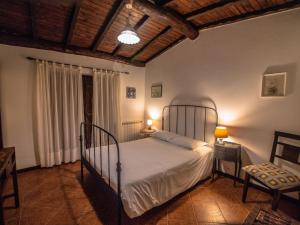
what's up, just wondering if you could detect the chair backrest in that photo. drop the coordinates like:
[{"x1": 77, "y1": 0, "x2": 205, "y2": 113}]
[{"x1": 270, "y1": 131, "x2": 300, "y2": 165}]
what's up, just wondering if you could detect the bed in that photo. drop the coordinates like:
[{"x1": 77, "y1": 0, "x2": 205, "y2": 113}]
[{"x1": 80, "y1": 104, "x2": 218, "y2": 225}]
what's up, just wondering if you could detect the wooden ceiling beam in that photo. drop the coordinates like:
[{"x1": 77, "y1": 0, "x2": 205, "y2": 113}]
[
  {"x1": 155, "y1": 0, "x2": 173, "y2": 6},
  {"x1": 0, "y1": 33, "x2": 145, "y2": 67},
  {"x1": 184, "y1": 0, "x2": 239, "y2": 20},
  {"x1": 131, "y1": 26, "x2": 171, "y2": 61},
  {"x1": 146, "y1": 35, "x2": 185, "y2": 63},
  {"x1": 134, "y1": 15, "x2": 150, "y2": 28},
  {"x1": 92, "y1": 0, "x2": 125, "y2": 52},
  {"x1": 112, "y1": 15, "x2": 149, "y2": 56},
  {"x1": 132, "y1": 0, "x2": 198, "y2": 40},
  {"x1": 65, "y1": 0, "x2": 82, "y2": 47},
  {"x1": 28, "y1": 0, "x2": 38, "y2": 40},
  {"x1": 197, "y1": 1, "x2": 300, "y2": 31}
]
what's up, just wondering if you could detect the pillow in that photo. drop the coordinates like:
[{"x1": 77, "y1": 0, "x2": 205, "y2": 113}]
[
  {"x1": 169, "y1": 135, "x2": 208, "y2": 150},
  {"x1": 150, "y1": 130, "x2": 177, "y2": 142}
]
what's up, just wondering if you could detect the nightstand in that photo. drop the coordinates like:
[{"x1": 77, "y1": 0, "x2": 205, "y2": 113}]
[
  {"x1": 140, "y1": 129, "x2": 156, "y2": 138},
  {"x1": 212, "y1": 141, "x2": 242, "y2": 186}
]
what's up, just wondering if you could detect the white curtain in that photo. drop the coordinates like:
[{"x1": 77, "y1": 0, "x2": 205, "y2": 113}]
[
  {"x1": 93, "y1": 69, "x2": 121, "y2": 140},
  {"x1": 35, "y1": 61, "x2": 83, "y2": 167}
]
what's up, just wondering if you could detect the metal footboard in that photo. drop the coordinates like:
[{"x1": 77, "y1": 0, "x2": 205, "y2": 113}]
[{"x1": 79, "y1": 122, "x2": 122, "y2": 225}]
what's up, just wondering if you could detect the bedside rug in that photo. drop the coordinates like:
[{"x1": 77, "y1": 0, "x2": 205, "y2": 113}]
[{"x1": 243, "y1": 205, "x2": 293, "y2": 225}]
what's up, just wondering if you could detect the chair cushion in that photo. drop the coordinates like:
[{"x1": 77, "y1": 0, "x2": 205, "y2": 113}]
[{"x1": 243, "y1": 162, "x2": 300, "y2": 190}]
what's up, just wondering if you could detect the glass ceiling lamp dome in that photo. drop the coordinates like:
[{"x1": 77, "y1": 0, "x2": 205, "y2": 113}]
[
  {"x1": 117, "y1": 1, "x2": 140, "y2": 45},
  {"x1": 117, "y1": 28, "x2": 140, "y2": 45}
]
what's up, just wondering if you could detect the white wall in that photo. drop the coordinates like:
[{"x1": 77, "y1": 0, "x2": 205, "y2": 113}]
[
  {"x1": 145, "y1": 9, "x2": 300, "y2": 169},
  {"x1": 0, "y1": 44, "x2": 145, "y2": 169}
]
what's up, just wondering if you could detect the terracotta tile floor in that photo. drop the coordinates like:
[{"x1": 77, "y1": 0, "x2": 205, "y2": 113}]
[{"x1": 3, "y1": 162, "x2": 300, "y2": 225}]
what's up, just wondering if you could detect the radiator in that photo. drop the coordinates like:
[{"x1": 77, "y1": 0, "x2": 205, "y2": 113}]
[{"x1": 120, "y1": 120, "x2": 143, "y2": 142}]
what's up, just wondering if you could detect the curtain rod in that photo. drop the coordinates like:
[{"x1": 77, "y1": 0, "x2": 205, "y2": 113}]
[{"x1": 26, "y1": 57, "x2": 130, "y2": 75}]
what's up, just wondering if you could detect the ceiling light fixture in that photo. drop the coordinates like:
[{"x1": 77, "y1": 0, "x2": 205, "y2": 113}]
[{"x1": 117, "y1": 1, "x2": 140, "y2": 45}]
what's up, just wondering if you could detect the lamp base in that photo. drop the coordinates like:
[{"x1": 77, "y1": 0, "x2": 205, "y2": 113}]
[{"x1": 217, "y1": 138, "x2": 225, "y2": 145}]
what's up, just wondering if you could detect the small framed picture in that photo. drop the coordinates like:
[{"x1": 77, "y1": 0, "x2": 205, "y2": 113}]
[
  {"x1": 151, "y1": 84, "x2": 162, "y2": 98},
  {"x1": 126, "y1": 87, "x2": 136, "y2": 99},
  {"x1": 261, "y1": 73, "x2": 286, "y2": 97}
]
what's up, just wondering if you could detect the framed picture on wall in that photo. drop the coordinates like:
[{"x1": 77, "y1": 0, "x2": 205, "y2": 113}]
[
  {"x1": 126, "y1": 87, "x2": 136, "y2": 99},
  {"x1": 151, "y1": 84, "x2": 162, "y2": 98},
  {"x1": 261, "y1": 73, "x2": 287, "y2": 97}
]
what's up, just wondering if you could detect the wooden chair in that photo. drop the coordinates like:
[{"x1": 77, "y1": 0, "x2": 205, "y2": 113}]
[{"x1": 242, "y1": 131, "x2": 300, "y2": 210}]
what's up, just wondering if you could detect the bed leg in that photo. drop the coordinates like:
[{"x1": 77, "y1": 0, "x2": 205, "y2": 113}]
[
  {"x1": 80, "y1": 160, "x2": 84, "y2": 183},
  {"x1": 117, "y1": 197, "x2": 122, "y2": 225},
  {"x1": 116, "y1": 161, "x2": 122, "y2": 225},
  {"x1": 79, "y1": 133, "x2": 84, "y2": 183},
  {"x1": 117, "y1": 205, "x2": 121, "y2": 225}
]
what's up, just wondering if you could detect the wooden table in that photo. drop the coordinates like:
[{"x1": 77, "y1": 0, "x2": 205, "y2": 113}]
[
  {"x1": 0, "y1": 147, "x2": 19, "y2": 225},
  {"x1": 212, "y1": 142, "x2": 242, "y2": 186}
]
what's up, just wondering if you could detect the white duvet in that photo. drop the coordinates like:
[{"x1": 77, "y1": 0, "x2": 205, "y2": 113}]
[{"x1": 84, "y1": 137, "x2": 213, "y2": 218}]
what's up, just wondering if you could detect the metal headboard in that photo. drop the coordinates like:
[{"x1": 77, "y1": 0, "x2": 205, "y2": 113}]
[{"x1": 162, "y1": 104, "x2": 218, "y2": 142}]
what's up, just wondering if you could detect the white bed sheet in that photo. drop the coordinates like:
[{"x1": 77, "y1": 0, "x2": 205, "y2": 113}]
[{"x1": 84, "y1": 137, "x2": 213, "y2": 218}]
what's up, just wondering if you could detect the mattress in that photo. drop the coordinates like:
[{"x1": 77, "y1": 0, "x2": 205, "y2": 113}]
[{"x1": 84, "y1": 137, "x2": 213, "y2": 218}]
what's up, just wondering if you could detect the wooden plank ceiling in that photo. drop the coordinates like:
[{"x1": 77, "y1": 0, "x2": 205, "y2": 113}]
[{"x1": 0, "y1": 0, "x2": 299, "y2": 67}]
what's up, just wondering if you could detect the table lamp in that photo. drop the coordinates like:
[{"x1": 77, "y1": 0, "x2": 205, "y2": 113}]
[
  {"x1": 214, "y1": 126, "x2": 228, "y2": 144},
  {"x1": 147, "y1": 119, "x2": 153, "y2": 130}
]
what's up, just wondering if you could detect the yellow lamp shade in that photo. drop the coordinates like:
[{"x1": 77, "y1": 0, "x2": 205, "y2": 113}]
[
  {"x1": 214, "y1": 126, "x2": 228, "y2": 138},
  {"x1": 147, "y1": 119, "x2": 153, "y2": 126}
]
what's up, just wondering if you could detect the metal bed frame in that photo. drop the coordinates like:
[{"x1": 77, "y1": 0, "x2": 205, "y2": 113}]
[
  {"x1": 80, "y1": 123, "x2": 122, "y2": 225},
  {"x1": 80, "y1": 105, "x2": 218, "y2": 225},
  {"x1": 162, "y1": 104, "x2": 218, "y2": 141}
]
